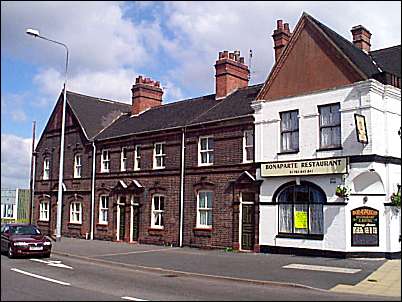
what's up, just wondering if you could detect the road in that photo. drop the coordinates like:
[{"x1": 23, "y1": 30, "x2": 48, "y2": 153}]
[{"x1": 1, "y1": 254, "x2": 397, "y2": 301}]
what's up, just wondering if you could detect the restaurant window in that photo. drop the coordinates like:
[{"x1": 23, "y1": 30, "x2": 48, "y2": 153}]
[
  {"x1": 243, "y1": 130, "x2": 254, "y2": 162},
  {"x1": 39, "y1": 201, "x2": 49, "y2": 221},
  {"x1": 197, "y1": 191, "x2": 213, "y2": 228},
  {"x1": 151, "y1": 195, "x2": 165, "y2": 228},
  {"x1": 280, "y1": 110, "x2": 299, "y2": 152},
  {"x1": 319, "y1": 103, "x2": 341, "y2": 148},
  {"x1": 43, "y1": 157, "x2": 50, "y2": 180},
  {"x1": 70, "y1": 202, "x2": 82, "y2": 224},
  {"x1": 276, "y1": 181, "x2": 326, "y2": 238},
  {"x1": 199, "y1": 136, "x2": 214, "y2": 166}
]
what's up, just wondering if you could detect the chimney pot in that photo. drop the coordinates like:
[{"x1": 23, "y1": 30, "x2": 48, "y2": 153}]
[
  {"x1": 277, "y1": 20, "x2": 283, "y2": 30},
  {"x1": 272, "y1": 19, "x2": 291, "y2": 62},
  {"x1": 215, "y1": 50, "x2": 249, "y2": 99}
]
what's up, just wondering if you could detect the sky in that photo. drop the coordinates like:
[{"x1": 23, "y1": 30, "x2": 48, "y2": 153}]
[{"x1": 1, "y1": 1, "x2": 401, "y2": 189}]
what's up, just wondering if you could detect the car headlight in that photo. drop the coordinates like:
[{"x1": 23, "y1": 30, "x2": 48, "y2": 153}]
[
  {"x1": 13, "y1": 242, "x2": 29, "y2": 246},
  {"x1": 43, "y1": 241, "x2": 52, "y2": 246}
]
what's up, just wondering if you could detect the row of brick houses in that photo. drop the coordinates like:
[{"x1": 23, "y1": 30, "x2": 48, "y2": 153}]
[{"x1": 33, "y1": 12, "x2": 401, "y2": 257}]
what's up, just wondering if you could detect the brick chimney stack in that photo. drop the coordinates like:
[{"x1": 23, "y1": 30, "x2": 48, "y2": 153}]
[
  {"x1": 215, "y1": 50, "x2": 249, "y2": 99},
  {"x1": 131, "y1": 76, "x2": 163, "y2": 115},
  {"x1": 351, "y1": 25, "x2": 371, "y2": 53},
  {"x1": 272, "y1": 20, "x2": 292, "y2": 62}
]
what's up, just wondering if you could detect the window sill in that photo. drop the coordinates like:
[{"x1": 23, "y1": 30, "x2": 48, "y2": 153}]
[
  {"x1": 38, "y1": 220, "x2": 49, "y2": 223},
  {"x1": 193, "y1": 227, "x2": 213, "y2": 237},
  {"x1": 277, "y1": 150, "x2": 299, "y2": 155},
  {"x1": 153, "y1": 167, "x2": 166, "y2": 170},
  {"x1": 276, "y1": 233, "x2": 323, "y2": 240},
  {"x1": 67, "y1": 223, "x2": 82, "y2": 229},
  {"x1": 100, "y1": 171, "x2": 110, "y2": 173},
  {"x1": 316, "y1": 146, "x2": 343, "y2": 152},
  {"x1": 198, "y1": 164, "x2": 214, "y2": 167},
  {"x1": 96, "y1": 223, "x2": 108, "y2": 227},
  {"x1": 193, "y1": 227, "x2": 213, "y2": 231},
  {"x1": 148, "y1": 227, "x2": 164, "y2": 231}
]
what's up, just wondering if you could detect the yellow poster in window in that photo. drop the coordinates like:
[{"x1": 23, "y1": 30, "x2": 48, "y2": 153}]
[{"x1": 294, "y1": 211, "x2": 308, "y2": 229}]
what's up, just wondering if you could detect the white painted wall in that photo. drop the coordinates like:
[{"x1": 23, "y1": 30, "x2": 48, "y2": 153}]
[{"x1": 254, "y1": 79, "x2": 401, "y2": 254}]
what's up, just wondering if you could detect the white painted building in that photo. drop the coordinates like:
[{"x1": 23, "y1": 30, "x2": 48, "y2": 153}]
[{"x1": 253, "y1": 79, "x2": 401, "y2": 258}]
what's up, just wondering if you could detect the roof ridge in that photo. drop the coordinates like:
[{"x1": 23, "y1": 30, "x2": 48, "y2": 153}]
[
  {"x1": 370, "y1": 45, "x2": 401, "y2": 54},
  {"x1": 143, "y1": 93, "x2": 216, "y2": 113},
  {"x1": 67, "y1": 90, "x2": 130, "y2": 107}
]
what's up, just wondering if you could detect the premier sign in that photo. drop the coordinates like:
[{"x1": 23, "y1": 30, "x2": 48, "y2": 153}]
[{"x1": 261, "y1": 157, "x2": 348, "y2": 177}]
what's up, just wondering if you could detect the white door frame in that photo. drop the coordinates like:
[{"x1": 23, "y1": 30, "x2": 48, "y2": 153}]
[
  {"x1": 238, "y1": 192, "x2": 254, "y2": 251},
  {"x1": 116, "y1": 195, "x2": 125, "y2": 241}
]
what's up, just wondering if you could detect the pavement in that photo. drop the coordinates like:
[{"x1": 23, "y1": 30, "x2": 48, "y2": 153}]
[{"x1": 51, "y1": 237, "x2": 401, "y2": 298}]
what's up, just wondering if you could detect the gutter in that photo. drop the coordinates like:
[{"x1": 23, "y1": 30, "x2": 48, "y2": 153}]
[
  {"x1": 90, "y1": 141, "x2": 96, "y2": 240},
  {"x1": 179, "y1": 127, "x2": 186, "y2": 247}
]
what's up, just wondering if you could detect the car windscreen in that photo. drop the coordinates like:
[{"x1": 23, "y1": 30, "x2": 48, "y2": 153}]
[{"x1": 9, "y1": 226, "x2": 41, "y2": 235}]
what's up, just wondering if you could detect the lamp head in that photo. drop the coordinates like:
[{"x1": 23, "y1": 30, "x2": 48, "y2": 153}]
[{"x1": 26, "y1": 28, "x2": 40, "y2": 37}]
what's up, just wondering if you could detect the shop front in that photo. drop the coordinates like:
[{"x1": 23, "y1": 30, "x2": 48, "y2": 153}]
[{"x1": 258, "y1": 157, "x2": 401, "y2": 258}]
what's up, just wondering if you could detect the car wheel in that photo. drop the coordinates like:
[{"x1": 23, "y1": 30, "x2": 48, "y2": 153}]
[
  {"x1": 42, "y1": 253, "x2": 51, "y2": 258},
  {"x1": 7, "y1": 245, "x2": 14, "y2": 258}
]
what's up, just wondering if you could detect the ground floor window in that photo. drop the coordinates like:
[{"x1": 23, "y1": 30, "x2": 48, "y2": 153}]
[
  {"x1": 99, "y1": 195, "x2": 109, "y2": 224},
  {"x1": 70, "y1": 202, "x2": 82, "y2": 224},
  {"x1": 197, "y1": 191, "x2": 213, "y2": 228},
  {"x1": 276, "y1": 181, "x2": 326, "y2": 237},
  {"x1": 39, "y1": 201, "x2": 49, "y2": 221},
  {"x1": 151, "y1": 195, "x2": 164, "y2": 228}
]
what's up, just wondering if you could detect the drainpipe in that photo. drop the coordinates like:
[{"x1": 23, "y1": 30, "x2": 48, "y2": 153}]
[
  {"x1": 179, "y1": 127, "x2": 186, "y2": 247},
  {"x1": 90, "y1": 141, "x2": 96, "y2": 240}
]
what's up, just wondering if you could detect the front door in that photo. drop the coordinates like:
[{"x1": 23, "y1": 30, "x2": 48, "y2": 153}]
[
  {"x1": 119, "y1": 197, "x2": 126, "y2": 241},
  {"x1": 132, "y1": 206, "x2": 139, "y2": 241},
  {"x1": 241, "y1": 192, "x2": 255, "y2": 250}
]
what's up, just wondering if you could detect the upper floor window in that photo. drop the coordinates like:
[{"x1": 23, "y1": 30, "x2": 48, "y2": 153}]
[
  {"x1": 43, "y1": 158, "x2": 50, "y2": 180},
  {"x1": 99, "y1": 195, "x2": 109, "y2": 224},
  {"x1": 151, "y1": 195, "x2": 165, "y2": 228},
  {"x1": 70, "y1": 202, "x2": 82, "y2": 224},
  {"x1": 39, "y1": 201, "x2": 49, "y2": 221},
  {"x1": 74, "y1": 154, "x2": 82, "y2": 178},
  {"x1": 319, "y1": 103, "x2": 341, "y2": 149},
  {"x1": 243, "y1": 130, "x2": 254, "y2": 163},
  {"x1": 101, "y1": 150, "x2": 110, "y2": 173},
  {"x1": 199, "y1": 136, "x2": 214, "y2": 166},
  {"x1": 197, "y1": 191, "x2": 213, "y2": 228},
  {"x1": 153, "y1": 143, "x2": 165, "y2": 169},
  {"x1": 134, "y1": 145, "x2": 141, "y2": 171},
  {"x1": 2, "y1": 204, "x2": 14, "y2": 218},
  {"x1": 120, "y1": 147, "x2": 127, "y2": 172},
  {"x1": 280, "y1": 110, "x2": 299, "y2": 152}
]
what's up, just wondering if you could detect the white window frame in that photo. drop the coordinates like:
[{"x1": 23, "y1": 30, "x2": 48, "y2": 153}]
[
  {"x1": 151, "y1": 194, "x2": 165, "y2": 229},
  {"x1": 74, "y1": 154, "x2": 82, "y2": 178},
  {"x1": 134, "y1": 145, "x2": 141, "y2": 171},
  {"x1": 70, "y1": 202, "x2": 82, "y2": 224},
  {"x1": 197, "y1": 191, "x2": 213, "y2": 228},
  {"x1": 98, "y1": 195, "x2": 109, "y2": 224},
  {"x1": 39, "y1": 201, "x2": 49, "y2": 221},
  {"x1": 198, "y1": 136, "x2": 214, "y2": 166},
  {"x1": 243, "y1": 130, "x2": 254, "y2": 163},
  {"x1": 43, "y1": 157, "x2": 50, "y2": 180},
  {"x1": 3, "y1": 204, "x2": 14, "y2": 218},
  {"x1": 153, "y1": 142, "x2": 166, "y2": 169},
  {"x1": 101, "y1": 149, "x2": 110, "y2": 173},
  {"x1": 120, "y1": 147, "x2": 127, "y2": 172}
]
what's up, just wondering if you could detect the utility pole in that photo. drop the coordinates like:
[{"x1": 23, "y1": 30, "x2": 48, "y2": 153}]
[{"x1": 29, "y1": 121, "x2": 36, "y2": 224}]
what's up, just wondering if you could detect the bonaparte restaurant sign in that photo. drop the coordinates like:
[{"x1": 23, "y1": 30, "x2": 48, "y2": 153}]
[{"x1": 261, "y1": 157, "x2": 348, "y2": 177}]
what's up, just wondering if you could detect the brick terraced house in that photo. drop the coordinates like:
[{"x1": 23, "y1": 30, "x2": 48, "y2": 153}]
[
  {"x1": 34, "y1": 49, "x2": 263, "y2": 251},
  {"x1": 33, "y1": 12, "x2": 400, "y2": 256}
]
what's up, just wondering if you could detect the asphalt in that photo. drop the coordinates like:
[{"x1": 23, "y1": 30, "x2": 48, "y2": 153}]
[{"x1": 51, "y1": 237, "x2": 401, "y2": 298}]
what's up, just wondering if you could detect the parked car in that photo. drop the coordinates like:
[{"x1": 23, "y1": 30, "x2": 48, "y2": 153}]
[{"x1": 1, "y1": 223, "x2": 52, "y2": 258}]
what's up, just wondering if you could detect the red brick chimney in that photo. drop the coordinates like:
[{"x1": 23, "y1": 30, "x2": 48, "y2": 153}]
[
  {"x1": 215, "y1": 50, "x2": 249, "y2": 99},
  {"x1": 272, "y1": 20, "x2": 292, "y2": 62},
  {"x1": 131, "y1": 76, "x2": 163, "y2": 115},
  {"x1": 351, "y1": 25, "x2": 371, "y2": 53}
]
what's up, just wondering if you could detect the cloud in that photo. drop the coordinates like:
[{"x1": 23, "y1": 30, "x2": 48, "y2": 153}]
[
  {"x1": 1, "y1": 134, "x2": 32, "y2": 189},
  {"x1": 1, "y1": 92, "x2": 29, "y2": 123}
]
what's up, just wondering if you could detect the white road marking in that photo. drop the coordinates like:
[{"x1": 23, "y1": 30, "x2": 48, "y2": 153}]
[
  {"x1": 121, "y1": 296, "x2": 148, "y2": 301},
  {"x1": 11, "y1": 268, "x2": 71, "y2": 286},
  {"x1": 283, "y1": 263, "x2": 361, "y2": 274},
  {"x1": 30, "y1": 258, "x2": 73, "y2": 269},
  {"x1": 96, "y1": 247, "x2": 180, "y2": 257}
]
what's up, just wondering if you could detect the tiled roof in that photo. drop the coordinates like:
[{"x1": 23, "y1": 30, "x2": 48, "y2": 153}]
[
  {"x1": 66, "y1": 91, "x2": 131, "y2": 140},
  {"x1": 370, "y1": 45, "x2": 401, "y2": 77}
]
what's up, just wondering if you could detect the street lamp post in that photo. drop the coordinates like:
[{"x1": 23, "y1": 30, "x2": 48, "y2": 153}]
[{"x1": 26, "y1": 28, "x2": 69, "y2": 241}]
